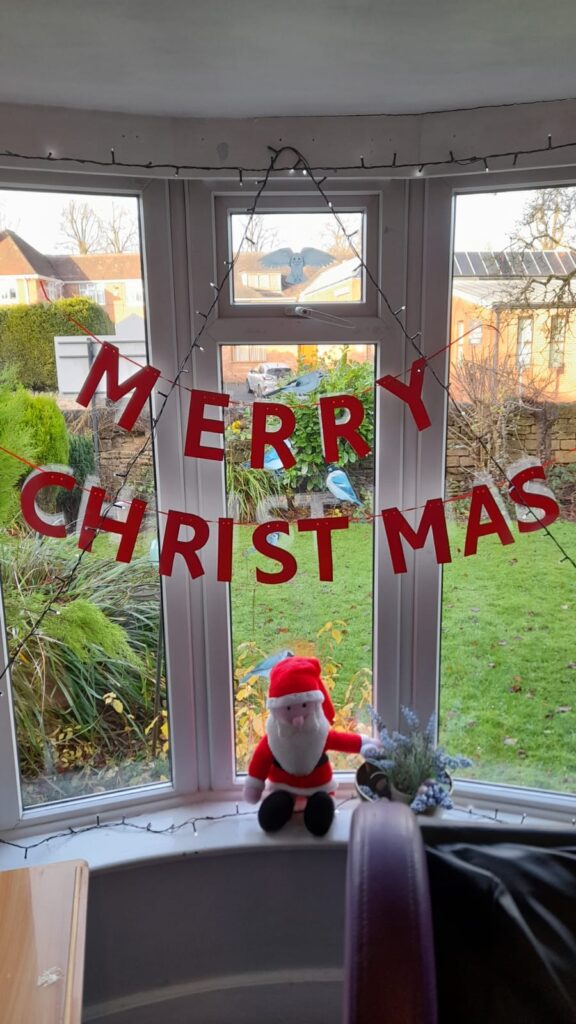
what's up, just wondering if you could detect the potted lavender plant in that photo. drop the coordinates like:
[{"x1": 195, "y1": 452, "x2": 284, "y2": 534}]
[{"x1": 356, "y1": 706, "x2": 472, "y2": 815}]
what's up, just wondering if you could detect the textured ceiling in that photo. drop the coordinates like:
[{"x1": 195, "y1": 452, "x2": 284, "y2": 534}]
[{"x1": 2, "y1": 0, "x2": 576, "y2": 118}]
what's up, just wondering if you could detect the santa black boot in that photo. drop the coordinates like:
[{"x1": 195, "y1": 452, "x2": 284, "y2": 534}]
[
  {"x1": 258, "y1": 790, "x2": 295, "y2": 832},
  {"x1": 304, "y1": 792, "x2": 335, "y2": 836}
]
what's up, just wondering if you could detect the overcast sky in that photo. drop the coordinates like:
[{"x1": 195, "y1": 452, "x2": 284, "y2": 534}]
[{"x1": 0, "y1": 184, "x2": 568, "y2": 257}]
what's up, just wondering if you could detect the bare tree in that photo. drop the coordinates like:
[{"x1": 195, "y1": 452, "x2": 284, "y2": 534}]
[
  {"x1": 448, "y1": 341, "x2": 556, "y2": 482},
  {"x1": 58, "y1": 200, "x2": 103, "y2": 254},
  {"x1": 321, "y1": 214, "x2": 361, "y2": 259},
  {"x1": 58, "y1": 200, "x2": 138, "y2": 254},
  {"x1": 98, "y1": 203, "x2": 139, "y2": 253},
  {"x1": 242, "y1": 215, "x2": 279, "y2": 253},
  {"x1": 510, "y1": 188, "x2": 576, "y2": 251}
]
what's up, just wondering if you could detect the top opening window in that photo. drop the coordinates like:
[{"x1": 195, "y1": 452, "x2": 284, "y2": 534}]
[
  {"x1": 229, "y1": 210, "x2": 365, "y2": 305},
  {"x1": 214, "y1": 195, "x2": 378, "y2": 317}
]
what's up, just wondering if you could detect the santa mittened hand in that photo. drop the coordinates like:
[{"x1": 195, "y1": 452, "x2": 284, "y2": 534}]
[
  {"x1": 243, "y1": 780, "x2": 264, "y2": 805},
  {"x1": 360, "y1": 736, "x2": 383, "y2": 758}
]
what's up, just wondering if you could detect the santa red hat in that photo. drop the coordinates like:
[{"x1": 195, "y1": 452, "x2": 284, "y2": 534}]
[{"x1": 267, "y1": 656, "x2": 335, "y2": 724}]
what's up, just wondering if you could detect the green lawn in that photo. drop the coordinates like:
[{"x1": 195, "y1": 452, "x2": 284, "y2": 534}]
[
  {"x1": 441, "y1": 522, "x2": 576, "y2": 792},
  {"x1": 230, "y1": 519, "x2": 576, "y2": 793},
  {"x1": 230, "y1": 522, "x2": 374, "y2": 712}
]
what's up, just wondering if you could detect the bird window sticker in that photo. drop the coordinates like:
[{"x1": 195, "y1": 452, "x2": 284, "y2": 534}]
[{"x1": 229, "y1": 211, "x2": 365, "y2": 304}]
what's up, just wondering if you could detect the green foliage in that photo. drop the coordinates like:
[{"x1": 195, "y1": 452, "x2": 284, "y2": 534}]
[
  {"x1": 0, "y1": 298, "x2": 113, "y2": 391},
  {"x1": 21, "y1": 392, "x2": 69, "y2": 467},
  {"x1": 0, "y1": 373, "x2": 36, "y2": 526},
  {"x1": 0, "y1": 533, "x2": 167, "y2": 799},
  {"x1": 45, "y1": 598, "x2": 142, "y2": 668},
  {"x1": 56, "y1": 434, "x2": 95, "y2": 526},
  {"x1": 225, "y1": 424, "x2": 282, "y2": 522},
  {"x1": 283, "y1": 356, "x2": 374, "y2": 492}
]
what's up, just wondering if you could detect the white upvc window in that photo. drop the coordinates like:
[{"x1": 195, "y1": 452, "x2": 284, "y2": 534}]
[{"x1": 2, "y1": 165, "x2": 576, "y2": 838}]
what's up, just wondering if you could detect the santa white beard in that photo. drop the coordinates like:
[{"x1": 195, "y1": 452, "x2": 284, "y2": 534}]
[{"x1": 266, "y1": 705, "x2": 330, "y2": 776}]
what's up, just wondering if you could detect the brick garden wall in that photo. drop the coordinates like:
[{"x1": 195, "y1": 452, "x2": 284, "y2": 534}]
[{"x1": 446, "y1": 402, "x2": 576, "y2": 493}]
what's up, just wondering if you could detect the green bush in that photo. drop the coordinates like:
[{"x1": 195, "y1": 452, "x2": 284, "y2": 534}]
[
  {"x1": 56, "y1": 433, "x2": 95, "y2": 527},
  {"x1": 21, "y1": 392, "x2": 69, "y2": 467},
  {"x1": 0, "y1": 298, "x2": 113, "y2": 391},
  {"x1": 283, "y1": 357, "x2": 375, "y2": 492},
  {"x1": 0, "y1": 375, "x2": 36, "y2": 525}
]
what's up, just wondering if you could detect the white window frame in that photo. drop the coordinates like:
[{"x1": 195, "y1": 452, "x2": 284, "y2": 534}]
[
  {"x1": 417, "y1": 169, "x2": 576, "y2": 820},
  {"x1": 2, "y1": 165, "x2": 576, "y2": 833},
  {"x1": 0, "y1": 172, "x2": 197, "y2": 830},
  {"x1": 187, "y1": 179, "x2": 429, "y2": 790}
]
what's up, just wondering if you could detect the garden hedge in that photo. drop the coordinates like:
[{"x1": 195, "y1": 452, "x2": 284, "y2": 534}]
[{"x1": 0, "y1": 297, "x2": 113, "y2": 391}]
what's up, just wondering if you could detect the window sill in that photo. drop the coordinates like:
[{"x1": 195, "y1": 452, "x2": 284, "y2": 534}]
[{"x1": 0, "y1": 790, "x2": 573, "y2": 873}]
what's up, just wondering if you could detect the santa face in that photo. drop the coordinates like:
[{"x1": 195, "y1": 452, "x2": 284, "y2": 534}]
[{"x1": 266, "y1": 700, "x2": 330, "y2": 777}]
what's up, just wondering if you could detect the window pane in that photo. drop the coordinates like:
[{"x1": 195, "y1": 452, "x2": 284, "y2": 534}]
[
  {"x1": 0, "y1": 188, "x2": 170, "y2": 807},
  {"x1": 229, "y1": 211, "x2": 365, "y2": 304},
  {"x1": 221, "y1": 344, "x2": 374, "y2": 771},
  {"x1": 443, "y1": 187, "x2": 576, "y2": 793}
]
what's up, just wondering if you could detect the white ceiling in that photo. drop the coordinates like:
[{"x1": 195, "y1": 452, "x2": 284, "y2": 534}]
[{"x1": 3, "y1": 0, "x2": 576, "y2": 119}]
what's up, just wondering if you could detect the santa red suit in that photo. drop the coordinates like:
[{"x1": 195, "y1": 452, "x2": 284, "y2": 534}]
[{"x1": 245, "y1": 656, "x2": 373, "y2": 799}]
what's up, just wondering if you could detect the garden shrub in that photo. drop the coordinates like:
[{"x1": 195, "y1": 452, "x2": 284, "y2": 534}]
[
  {"x1": 0, "y1": 297, "x2": 113, "y2": 391},
  {"x1": 21, "y1": 391, "x2": 69, "y2": 467},
  {"x1": 56, "y1": 433, "x2": 95, "y2": 526},
  {"x1": 0, "y1": 374, "x2": 36, "y2": 525},
  {"x1": 283, "y1": 357, "x2": 374, "y2": 493}
]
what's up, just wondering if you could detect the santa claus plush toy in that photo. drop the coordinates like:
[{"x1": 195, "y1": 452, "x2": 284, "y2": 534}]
[{"x1": 243, "y1": 656, "x2": 377, "y2": 836}]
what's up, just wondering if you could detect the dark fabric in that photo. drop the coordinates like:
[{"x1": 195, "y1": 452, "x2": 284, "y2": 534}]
[{"x1": 425, "y1": 833, "x2": 576, "y2": 1024}]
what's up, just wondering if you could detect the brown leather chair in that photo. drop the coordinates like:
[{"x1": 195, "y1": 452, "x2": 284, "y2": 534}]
[{"x1": 343, "y1": 800, "x2": 438, "y2": 1024}]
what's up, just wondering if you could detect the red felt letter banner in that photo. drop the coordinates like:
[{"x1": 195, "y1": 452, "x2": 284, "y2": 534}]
[
  {"x1": 464, "y1": 484, "x2": 515, "y2": 556},
  {"x1": 319, "y1": 395, "x2": 371, "y2": 463},
  {"x1": 159, "y1": 511, "x2": 210, "y2": 579},
  {"x1": 297, "y1": 516, "x2": 349, "y2": 581},
  {"x1": 252, "y1": 521, "x2": 296, "y2": 584},
  {"x1": 184, "y1": 389, "x2": 230, "y2": 462},
  {"x1": 76, "y1": 342, "x2": 160, "y2": 432},
  {"x1": 509, "y1": 464, "x2": 560, "y2": 532},
  {"x1": 21, "y1": 469, "x2": 76, "y2": 538},
  {"x1": 376, "y1": 357, "x2": 431, "y2": 431},
  {"x1": 250, "y1": 402, "x2": 296, "y2": 470},
  {"x1": 78, "y1": 487, "x2": 147, "y2": 563},
  {"x1": 381, "y1": 498, "x2": 451, "y2": 574}
]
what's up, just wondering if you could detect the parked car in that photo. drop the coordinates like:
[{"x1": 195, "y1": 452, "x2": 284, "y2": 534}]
[{"x1": 246, "y1": 362, "x2": 292, "y2": 396}]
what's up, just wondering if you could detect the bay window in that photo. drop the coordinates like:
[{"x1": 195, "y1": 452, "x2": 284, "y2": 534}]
[{"x1": 1, "y1": 163, "x2": 576, "y2": 836}]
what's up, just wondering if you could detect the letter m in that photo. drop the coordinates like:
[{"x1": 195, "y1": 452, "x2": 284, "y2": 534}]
[
  {"x1": 76, "y1": 342, "x2": 161, "y2": 431},
  {"x1": 381, "y1": 498, "x2": 451, "y2": 574}
]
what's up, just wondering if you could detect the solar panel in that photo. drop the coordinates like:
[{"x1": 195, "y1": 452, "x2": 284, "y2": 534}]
[
  {"x1": 532, "y1": 252, "x2": 550, "y2": 275},
  {"x1": 544, "y1": 252, "x2": 565, "y2": 276},
  {"x1": 479, "y1": 252, "x2": 500, "y2": 275},
  {"x1": 469, "y1": 253, "x2": 487, "y2": 276}
]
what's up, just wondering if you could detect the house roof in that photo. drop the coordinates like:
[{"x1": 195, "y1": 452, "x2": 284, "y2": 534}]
[
  {"x1": 0, "y1": 230, "x2": 59, "y2": 278},
  {"x1": 0, "y1": 231, "x2": 142, "y2": 282},
  {"x1": 49, "y1": 252, "x2": 142, "y2": 282}
]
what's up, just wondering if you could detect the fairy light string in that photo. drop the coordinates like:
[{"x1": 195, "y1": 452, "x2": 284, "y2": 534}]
[
  {"x1": 1, "y1": 132, "x2": 576, "y2": 176},
  {"x1": 0, "y1": 797, "x2": 572, "y2": 862}
]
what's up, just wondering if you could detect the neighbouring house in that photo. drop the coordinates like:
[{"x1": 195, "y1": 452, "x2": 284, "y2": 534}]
[
  {"x1": 233, "y1": 250, "x2": 360, "y2": 303},
  {"x1": 451, "y1": 249, "x2": 576, "y2": 402},
  {"x1": 0, "y1": 229, "x2": 144, "y2": 331}
]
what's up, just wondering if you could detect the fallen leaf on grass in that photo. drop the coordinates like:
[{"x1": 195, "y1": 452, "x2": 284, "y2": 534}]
[
  {"x1": 503, "y1": 737, "x2": 517, "y2": 746},
  {"x1": 556, "y1": 706, "x2": 572, "y2": 714},
  {"x1": 509, "y1": 684, "x2": 522, "y2": 693},
  {"x1": 567, "y1": 663, "x2": 576, "y2": 670}
]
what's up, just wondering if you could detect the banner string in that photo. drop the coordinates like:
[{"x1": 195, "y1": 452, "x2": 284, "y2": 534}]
[{"x1": 2, "y1": 142, "x2": 576, "y2": 685}]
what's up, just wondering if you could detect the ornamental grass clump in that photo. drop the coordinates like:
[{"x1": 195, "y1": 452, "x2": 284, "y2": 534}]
[{"x1": 366, "y1": 706, "x2": 472, "y2": 813}]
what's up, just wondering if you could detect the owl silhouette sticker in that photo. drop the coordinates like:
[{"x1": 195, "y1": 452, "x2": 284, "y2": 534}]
[{"x1": 260, "y1": 247, "x2": 335, "y2": 286}]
